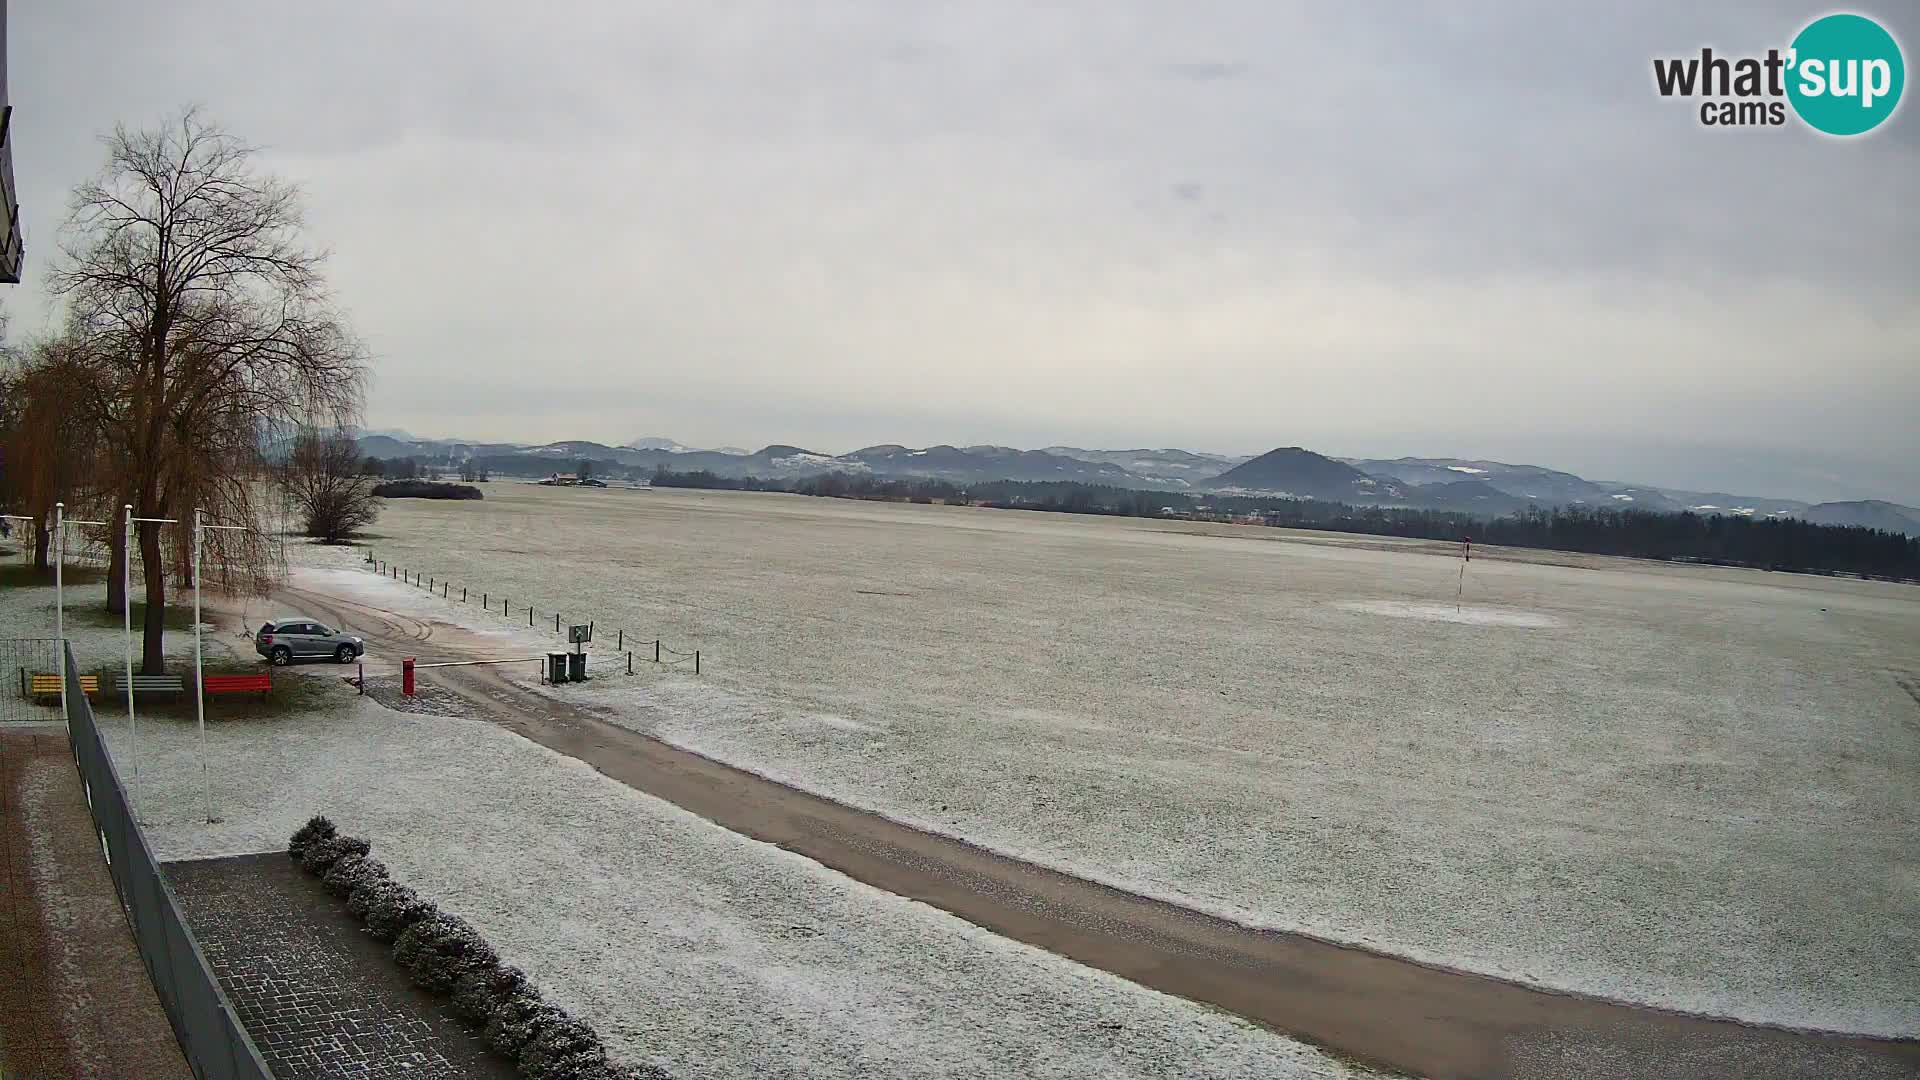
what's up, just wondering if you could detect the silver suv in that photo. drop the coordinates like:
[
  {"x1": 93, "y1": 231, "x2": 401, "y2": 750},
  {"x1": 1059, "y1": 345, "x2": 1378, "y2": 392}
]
[{"x1": 255, "y1": 619, "x2": 365, "y2": 665}]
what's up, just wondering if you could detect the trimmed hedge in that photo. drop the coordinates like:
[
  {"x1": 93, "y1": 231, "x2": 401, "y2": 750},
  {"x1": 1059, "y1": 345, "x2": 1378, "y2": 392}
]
[
  {"x1": 300, "y1": 833, "x2": 371, "y2": 875},
  {"x1": 323, "y1": 852, "x2": 389, "y2": 899},
  {"x1": 287, "y1": 816, "x2": 655, "y2": 1080}
]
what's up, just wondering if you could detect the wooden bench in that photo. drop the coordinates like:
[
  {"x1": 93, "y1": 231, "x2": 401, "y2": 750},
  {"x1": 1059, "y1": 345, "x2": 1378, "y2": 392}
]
[
  {"x1": 24, "y1": 673, "x2": 99, "y2": 701},
  {"x1": 203, "y1": 673, "x2": 272, "y2": 699},
  {"x1": 112, "y1": 673, "x2": 188, "y2": 696}
]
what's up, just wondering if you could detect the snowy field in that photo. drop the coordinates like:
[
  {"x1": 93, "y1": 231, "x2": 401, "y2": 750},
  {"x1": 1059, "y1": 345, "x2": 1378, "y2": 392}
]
[
  {"x1": 96, "y1": 684, "x2": 1365, "y2": 1080},
  {"x1": 316, "y1": 485, "x2": 1920, "y2": 1036}
]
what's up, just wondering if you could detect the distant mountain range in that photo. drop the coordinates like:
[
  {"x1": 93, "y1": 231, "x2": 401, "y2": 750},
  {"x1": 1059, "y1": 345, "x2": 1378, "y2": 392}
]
[{"x1": 351, "y1": 431, "x2": 1920, "y2": 535}]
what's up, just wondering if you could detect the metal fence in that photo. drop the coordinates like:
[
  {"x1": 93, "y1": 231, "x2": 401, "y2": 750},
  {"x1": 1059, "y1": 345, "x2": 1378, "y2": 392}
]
[
  {"x1": 2, "y1": 637, "x2": 64, "y2": 723},
  {"x1": 64, "y1": 643, "x2": 275, "y2": 1080}
]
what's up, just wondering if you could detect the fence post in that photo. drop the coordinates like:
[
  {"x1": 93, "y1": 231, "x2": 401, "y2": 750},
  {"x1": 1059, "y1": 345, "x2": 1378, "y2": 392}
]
[
  {"x1": 695, "y1": 651, "x2": 700, "y2": 675},
  {"x1": 528, "y1": 606, "x2": 534, "y2": 627},
  {"x1": 554, "y1": 612, "x2": 560, "y2": 633},
  {"x1": 462, "y1": 587, "x2": 467, "y2": 602},
  {"x1": 627, "y1": 651, "x2": 633, "y2": 676},
  {"x1": 357, "y1": 661, "x2": 364, "y2": 695},
  {"x1": 655, "y1": 639, "x2": 661, "y2": 663},
  {"x1": 617, "y1": 628, "x2": 623, "y2": 650}
]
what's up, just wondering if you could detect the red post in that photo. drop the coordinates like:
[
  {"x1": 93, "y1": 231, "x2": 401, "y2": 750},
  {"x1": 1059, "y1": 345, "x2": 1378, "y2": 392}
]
[{"x1": 403, "y1": 657, "x2": 415, "y2": 697}]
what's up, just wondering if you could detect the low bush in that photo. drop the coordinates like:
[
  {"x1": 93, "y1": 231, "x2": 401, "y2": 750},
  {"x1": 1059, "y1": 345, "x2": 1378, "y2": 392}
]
[
  {"x1": 517, "y1": 1013, "x2": 607, "y2": 1080},
  {"x1": 362, "y1": 882, "x2": 438, "y2": 942},
  {"x1": 322, "y1": 852, "x2": 389, "y2": 899},
  {"x1": 453, "y1": 963, "x2": 530, "y2": 1025},
  {"x1": 288, "y1": 815, "x2": 337, "y2": 860},
  {"x1": 396, "y1": 912, "x2": 501, "y2": 993},
  {"x1": 290, "y1": 819, "x2": 653, "y2": 1079},
  {"x1": 300, "y1": 833, "x2": 371, "y2": 875},
  {"x1": 484, "y1": 993, "x2": 559, "y2": 1059}
]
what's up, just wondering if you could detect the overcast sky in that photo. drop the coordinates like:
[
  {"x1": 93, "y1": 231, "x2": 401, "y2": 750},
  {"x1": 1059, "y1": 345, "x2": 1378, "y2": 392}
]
[{"x1": 8, "y1": 2, "x2": 1917, "y2": 502}]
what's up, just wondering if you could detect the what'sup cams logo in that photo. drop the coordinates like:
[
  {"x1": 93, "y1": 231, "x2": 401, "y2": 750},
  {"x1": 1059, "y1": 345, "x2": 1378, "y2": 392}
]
[{"x1": 1653, "y1": 12, "x2": 1905, "y2": 135}]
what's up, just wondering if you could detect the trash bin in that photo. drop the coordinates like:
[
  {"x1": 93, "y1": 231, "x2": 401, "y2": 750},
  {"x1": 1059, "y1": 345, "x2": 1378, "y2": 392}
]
[
  {"x1": 546, "y1": 652, "x2": 570, "y2": 684},
  {"x1": 567, "y1": 651, "x2": 587, "y2": 682}
]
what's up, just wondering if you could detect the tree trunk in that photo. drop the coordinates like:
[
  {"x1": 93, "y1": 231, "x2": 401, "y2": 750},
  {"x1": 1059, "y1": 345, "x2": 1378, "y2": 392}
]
[
  {"x1": 138, "y1": 519, "x2": 168, "y2": 675},
  {"x1": 106, "y1": 518, "x2": 127, "y2": 612},
  {"x1": 32, "y1": 521, "x2": 50, "y2": 573}
]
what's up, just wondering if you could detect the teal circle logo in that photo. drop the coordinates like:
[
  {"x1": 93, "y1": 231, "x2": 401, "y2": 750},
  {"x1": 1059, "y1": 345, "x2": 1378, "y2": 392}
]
[{"x1": 1786, "y1": 14, "x2": 1905, "y2": 136}]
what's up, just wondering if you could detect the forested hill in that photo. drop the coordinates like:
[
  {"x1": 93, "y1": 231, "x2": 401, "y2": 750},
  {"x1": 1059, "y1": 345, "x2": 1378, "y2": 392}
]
[{"x1": 650, "y1": 469, "x2": 1920, "y2": 582}]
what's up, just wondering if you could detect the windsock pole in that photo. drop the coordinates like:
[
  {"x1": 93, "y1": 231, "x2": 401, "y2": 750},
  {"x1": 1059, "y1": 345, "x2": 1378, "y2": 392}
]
[{"x1": 1456, "y1": 536, "x2": 1471, "y2": 612}]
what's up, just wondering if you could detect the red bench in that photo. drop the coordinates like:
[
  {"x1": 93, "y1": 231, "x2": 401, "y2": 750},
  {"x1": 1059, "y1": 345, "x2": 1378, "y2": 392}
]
[{"x1": 203, "y1": 673, "x2": 272, "y2": 699}]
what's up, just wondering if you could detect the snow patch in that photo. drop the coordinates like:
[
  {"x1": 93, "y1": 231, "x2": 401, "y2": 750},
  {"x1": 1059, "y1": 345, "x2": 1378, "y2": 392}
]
[
  {"x1": 1446, "y1": 465, "x2": 1488, "y2": 475},
  {"x1": 104, "y1": 696, "x2": 1361, "y2": 1080},
  {"x1": 1336, "y1": 600, "x2": 1564, "y2": 628}
]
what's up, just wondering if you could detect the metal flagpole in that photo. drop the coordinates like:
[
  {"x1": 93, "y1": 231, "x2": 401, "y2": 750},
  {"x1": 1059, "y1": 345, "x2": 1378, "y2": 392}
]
[
  {"x1": 54, "y1": 503, "x2": 65, "y2": 726},
  {"x1": 194, "y1": 508, "x2": 207, "y2": 822},
  {"x1": 192, "y1": 508, "x2": 251, "y2": 825},
  {"x1": 54, "y1": 512, "x2": 112, "y2": 728},
  {"x1": 125, "y1": 508, "x2": 178, "y2": 815},
  {"x1": 125, "y1": 507, "x2": 136, "y2": 797}
]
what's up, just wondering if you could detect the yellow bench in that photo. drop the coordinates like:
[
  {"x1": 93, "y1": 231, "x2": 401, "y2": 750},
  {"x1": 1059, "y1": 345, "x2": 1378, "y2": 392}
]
[{"x1": 25, "y1": 673, "x2": 98, "y2": 700}]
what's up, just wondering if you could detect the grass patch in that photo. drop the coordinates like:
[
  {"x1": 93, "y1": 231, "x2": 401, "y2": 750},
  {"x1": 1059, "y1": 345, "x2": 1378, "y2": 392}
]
[
  {"x1": 0, "y1": 563, "x2": 109, "y2": 589},
  {"x1": 67, "y1": 601, "x2": 195, "y2": 631},
  {"x1": 83, "y1": 658, "x2": 345, "y2": 722}
]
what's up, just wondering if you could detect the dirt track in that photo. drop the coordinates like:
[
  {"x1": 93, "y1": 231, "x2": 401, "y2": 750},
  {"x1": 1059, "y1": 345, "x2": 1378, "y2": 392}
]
[{"x1": 274, "y1": 582, "x2": 1920, "y2": 1080}]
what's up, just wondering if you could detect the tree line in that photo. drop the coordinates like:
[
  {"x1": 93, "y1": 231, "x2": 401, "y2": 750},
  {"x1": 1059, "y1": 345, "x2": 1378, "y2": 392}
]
[
  {"x1": 649, "y1": 468, "x2": 1920, "y2": 580},
  {"x1": 0, "y1": 108, "x2": 370, "y2": 672}
]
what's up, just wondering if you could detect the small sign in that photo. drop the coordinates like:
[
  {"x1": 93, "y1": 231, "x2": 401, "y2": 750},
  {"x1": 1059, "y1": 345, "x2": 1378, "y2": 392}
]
[{"x1": 568, "y1": 624, "x2": 592, "y2": 644}]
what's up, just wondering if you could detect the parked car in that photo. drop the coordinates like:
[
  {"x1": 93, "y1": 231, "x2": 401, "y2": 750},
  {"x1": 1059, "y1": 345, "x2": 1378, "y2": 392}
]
[{"x1": 255, "y1": 619, "x2": 365, "y2": 665}]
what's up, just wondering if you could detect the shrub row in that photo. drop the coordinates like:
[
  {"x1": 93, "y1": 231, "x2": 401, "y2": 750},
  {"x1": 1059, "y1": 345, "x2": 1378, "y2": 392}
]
[{"x1": 289, "y1": 816, "x2": 663, "y2": 1080}]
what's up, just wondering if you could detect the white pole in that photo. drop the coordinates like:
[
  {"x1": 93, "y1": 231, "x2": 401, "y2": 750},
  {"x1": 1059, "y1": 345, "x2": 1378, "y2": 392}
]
[
  {"x1": 124, "y1": 505, "x2": 137, "y2": 801},
  {"x1": 54, "y1": 503, "x2": 66, "y2": 726},
  {"x1": 194, "y1": 507, "x2": 209, "y2": 823}
]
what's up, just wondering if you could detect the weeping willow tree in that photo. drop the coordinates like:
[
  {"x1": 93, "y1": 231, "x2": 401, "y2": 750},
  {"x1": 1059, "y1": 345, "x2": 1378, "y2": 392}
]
[
  {"x1": 1, "y1": 338, "x2": 110, "y2": 573},
  {"x1": 49, "y1": 107, "x2": 365, "y2": 673}
]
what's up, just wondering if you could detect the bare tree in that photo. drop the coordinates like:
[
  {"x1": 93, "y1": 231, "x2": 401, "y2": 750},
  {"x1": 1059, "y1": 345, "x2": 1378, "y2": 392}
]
[
  {"x1": 50, "y1": 107, "x2": 367, "y2": 672},
  {"x1": 278, "y1": 429, "x2": 381, "y2": 542}
]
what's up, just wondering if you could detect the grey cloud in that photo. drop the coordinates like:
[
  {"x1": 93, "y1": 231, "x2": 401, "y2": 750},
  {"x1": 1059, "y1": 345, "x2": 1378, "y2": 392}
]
[{"x1": 6, "y1": 1, "x2": 1916, "y2": 502}]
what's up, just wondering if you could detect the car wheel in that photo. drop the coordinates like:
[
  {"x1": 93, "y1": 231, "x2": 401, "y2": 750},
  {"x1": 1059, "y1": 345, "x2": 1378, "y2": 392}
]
[
  {"x1": 336, "y1": 645, "x2": 356, "y2": 664},
  {"x1": 270, "y1": 646, "x2": 293, "y2": 666}
]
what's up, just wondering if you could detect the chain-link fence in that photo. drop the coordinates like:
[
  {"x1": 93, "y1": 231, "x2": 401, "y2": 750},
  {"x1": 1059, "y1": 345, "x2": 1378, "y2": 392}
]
[
  {"x1": 2, "y1": 638, "x2": 65, "y2": 723},
  {"x1": 64, "y1": 643, "x2": 274, "y2": 1080}
]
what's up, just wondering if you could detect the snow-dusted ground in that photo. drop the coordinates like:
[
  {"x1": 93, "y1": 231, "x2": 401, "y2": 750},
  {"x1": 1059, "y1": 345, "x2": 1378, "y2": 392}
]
[
  {"x1": 103, "y1": 689, "x2": 1368, "y2": 1080},
  {"x1": 0, "y1": 555, "x2": 246, "y2": 672},
  {"x1": 310, "y1": 486, "x2": 1920, "y2": 1036}
]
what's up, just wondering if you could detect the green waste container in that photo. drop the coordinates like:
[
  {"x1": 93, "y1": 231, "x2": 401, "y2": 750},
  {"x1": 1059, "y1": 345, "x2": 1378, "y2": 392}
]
[
  {"x1": 566, "y1": 651, "x2": 587, "y2": 683},
  {"x1": 546, "y1": 652, "x2": 570, "y2": 684}
]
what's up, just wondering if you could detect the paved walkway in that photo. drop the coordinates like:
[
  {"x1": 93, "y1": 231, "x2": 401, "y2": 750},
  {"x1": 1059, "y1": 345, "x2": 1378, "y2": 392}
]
[
  {"x1": 166, "y1": 853, "x2": 518, "y2": 1080},
  {"x1": 0, "y1": 725, "x2": 190, "y2": 1079}
]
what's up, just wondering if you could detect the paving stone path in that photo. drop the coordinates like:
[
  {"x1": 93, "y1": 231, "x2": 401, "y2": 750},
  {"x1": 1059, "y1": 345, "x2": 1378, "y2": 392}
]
[{"x1": 167, "y1": 853, "x2": 517, "y2": 1080}]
